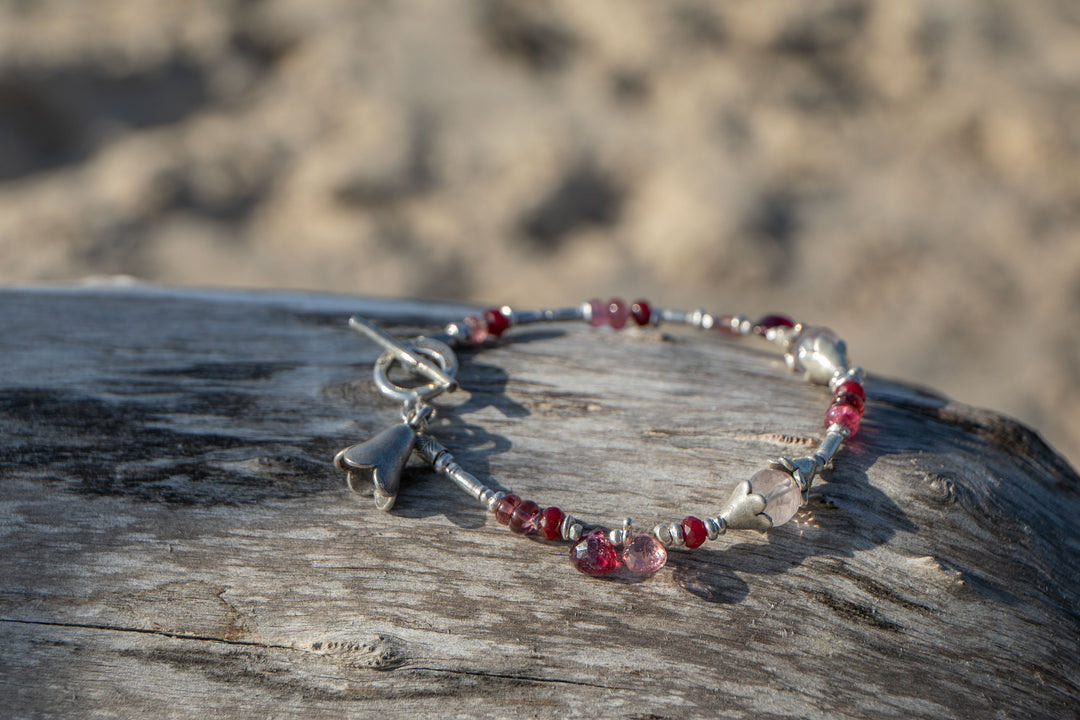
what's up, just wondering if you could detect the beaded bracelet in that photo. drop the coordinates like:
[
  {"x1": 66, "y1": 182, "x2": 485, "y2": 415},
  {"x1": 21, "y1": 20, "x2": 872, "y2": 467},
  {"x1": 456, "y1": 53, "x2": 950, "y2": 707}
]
[{"x1": 334, "y1": 298, "x2": 866, "y2": 579}]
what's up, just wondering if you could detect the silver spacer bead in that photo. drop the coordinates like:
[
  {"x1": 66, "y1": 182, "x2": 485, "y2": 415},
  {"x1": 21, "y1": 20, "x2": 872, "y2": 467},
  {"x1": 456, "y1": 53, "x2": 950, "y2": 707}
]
[
  {"x1": 444, "y1": 320, "x2": 471, "y2": 347},
  {"x1": 486, "y1": 491, "x2": 506, "y2": 513},
  {"x1": 688, "y1": 308, "x2": 715, "y2": 330},
  {"x1": 829, "y1": 367, "x2": 866, "y2": 392},
  {"x1": 666, "y1": 522, "x2": 685, "y2": 547},
  {"x1": 609, "y1": 517, "x2": 633, "y2": 545},
  {"x1": 653, "y1": 523, "x2": 673, "y2": 546},
  {"x1": 569, "y1": 523, "x2": 583, "y2": 542},
  {"x1": 560, "y1": 513, "x2": 577, "y2": 541},
  {"x1": 580, "y1": 300, "x2": 594, "y2": 324},
  {"x1": 704, "y1": 516, "x2": 725, "y2": 540},
  {"x1": 478, "y1": 488, "x2": 497, "y2": 508}
]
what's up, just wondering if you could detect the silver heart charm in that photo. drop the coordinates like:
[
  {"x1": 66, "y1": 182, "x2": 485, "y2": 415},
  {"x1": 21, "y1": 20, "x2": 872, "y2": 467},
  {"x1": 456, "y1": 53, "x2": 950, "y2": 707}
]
[{"x1": 334, "y1": 424, "x2": 416, "y2": 511}]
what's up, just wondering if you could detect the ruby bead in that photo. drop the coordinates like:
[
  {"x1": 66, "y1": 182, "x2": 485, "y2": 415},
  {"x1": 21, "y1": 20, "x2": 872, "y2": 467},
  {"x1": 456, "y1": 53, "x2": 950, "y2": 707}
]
[
  {"x1": 631, "y1": 299, "x2": 651, "y2": 326},
  {"x1": 495, "y1": 494, "x2": 521, "y2": 525},
  {"x1": 483, "y1": 308, "x2": 510, "y2": 337},
  {"x1": 588, "y1": 298, "x2": 606, "y2": 327},
  {"x1": 835, "y1": 380, "x2": 866, "y2": 403},
  {"x1": 755, "y1": 314, "x2": 794, "y2": 336},
  {"x1": 538, "y1": 506, "x2": 565, "y2": 540},
  {"x1": 680, "y1": 516, "x2": 707, "y2": 549},
  {"x1": 606, "y1": 298, "x2": 630, "y2": 330},
  {"x1": 463, "y1": 315, "x2": 489, "y2": 345},
  {"x1": 570, "y1": 528, "x2": 621, "y2": 577},
  {"x1": 825, "y1": 402, "x2": 861, "y2": 437},
  {"x1": 509, "y1": 500, "x2": 541, "y2": 535},
  {"x1": 834, "y1": 391, "x2": 864, "y2": 414}
]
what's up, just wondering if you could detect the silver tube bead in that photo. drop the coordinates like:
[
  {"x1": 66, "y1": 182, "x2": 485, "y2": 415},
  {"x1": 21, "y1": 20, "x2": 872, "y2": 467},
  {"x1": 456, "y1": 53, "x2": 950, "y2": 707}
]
[
  {"x1": 814, "y1": 426, "x2": 848, "y2": 467},
  {"x1": 660, "y1": 308, "x2": 688, "y2": 324}
]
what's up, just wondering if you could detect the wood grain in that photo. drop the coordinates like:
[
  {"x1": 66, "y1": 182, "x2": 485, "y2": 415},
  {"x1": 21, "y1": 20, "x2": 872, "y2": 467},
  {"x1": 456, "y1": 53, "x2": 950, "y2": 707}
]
[{"x1": 1, "y1": 285, "x2": 1078, "y2": 719}]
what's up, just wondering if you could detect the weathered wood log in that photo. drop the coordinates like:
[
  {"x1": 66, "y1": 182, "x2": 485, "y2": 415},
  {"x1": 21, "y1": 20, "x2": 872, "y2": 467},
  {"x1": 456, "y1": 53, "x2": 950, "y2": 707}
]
[{"x1": 1, "y1": 285, "x2": 1077, "y2": 719}]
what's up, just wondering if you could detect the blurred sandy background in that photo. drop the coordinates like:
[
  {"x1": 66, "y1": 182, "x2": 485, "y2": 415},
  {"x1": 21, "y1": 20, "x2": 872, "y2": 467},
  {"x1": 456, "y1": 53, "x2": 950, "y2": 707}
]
[{"x1": 0, "y1": 0, "x2": 1077, "y2": 468}]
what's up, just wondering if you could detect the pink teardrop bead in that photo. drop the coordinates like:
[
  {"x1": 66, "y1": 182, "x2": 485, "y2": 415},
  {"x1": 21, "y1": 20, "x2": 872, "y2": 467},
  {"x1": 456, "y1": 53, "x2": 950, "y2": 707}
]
[
  {"x1": 463, "y1": 315, "x2": 489, "y2": 345},
  {"x1": 620, "y1": 533, "x2": 667, "y2": 575},
  {"x1": 747, "y1": 468, "x2": 802, "y2": 527},
  {"x1": 570, "y1": 529, "x2": 620, "y2": 576}
]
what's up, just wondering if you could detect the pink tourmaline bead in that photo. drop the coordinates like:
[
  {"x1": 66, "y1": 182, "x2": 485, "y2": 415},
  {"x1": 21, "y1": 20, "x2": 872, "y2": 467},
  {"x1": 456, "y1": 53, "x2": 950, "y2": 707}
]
[
  {"x1": 606, "y1": 298, "x2": 630, "y2": 330},
  {"x1": 621, "y1": 533, "x2": 667, "y2": 574},
  {"x1": 538, "y1": 506, "x2": 565, "y2": 541},
  {"x1": 715, "y1": 314, "x2": 741, "y2": 337},
  {"x1": 463, "y1": 315, "x2": 489, "y2": 345},
  {"x1": 681, "y1": 516, "x2": 707, "y2": 549},
  {"x1": 570, "y1": 529, "x2": 620, "y2": 577},
  {"x1": 588, "y1": 298, "x2": 606, "y2": 327},
  {"x1": 747, "y1": 468, "x2": 802, "y2": 527},
  {"x1": 631, "y1": 299, "x2": 651, "y2": 326},
  {"x1": 826, "y1": 402, "x2": 861, "y2": 437},
  {"x1": 495, "y1": 494, "x2": 521, "y2": 525},
  {"x1": 509, "y1": 500, "x2": 541, "y2": 535}
]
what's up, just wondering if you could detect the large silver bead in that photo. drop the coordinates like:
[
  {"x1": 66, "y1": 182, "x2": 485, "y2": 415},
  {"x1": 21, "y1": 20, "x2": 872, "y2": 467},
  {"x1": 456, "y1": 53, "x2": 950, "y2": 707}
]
[{"x1": 786, "y1": 326, "x2": 848, "y2": 385}]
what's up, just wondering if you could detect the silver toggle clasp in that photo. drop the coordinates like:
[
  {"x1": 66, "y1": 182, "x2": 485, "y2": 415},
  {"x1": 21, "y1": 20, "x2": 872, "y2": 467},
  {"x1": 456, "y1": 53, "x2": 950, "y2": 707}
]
[
  {"x1": 336, "y1": 316, "x2": 460, "y2": 511},
  {"x1": 349, "y1": 316, "x2": 459, "y2": 403}
]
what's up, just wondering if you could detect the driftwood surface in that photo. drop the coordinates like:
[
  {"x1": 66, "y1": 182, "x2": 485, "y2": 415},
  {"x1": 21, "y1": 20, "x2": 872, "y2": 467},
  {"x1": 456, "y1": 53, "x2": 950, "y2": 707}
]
[{"x1": 1, "y1": 285, "x2": 1078, "y2": 720}]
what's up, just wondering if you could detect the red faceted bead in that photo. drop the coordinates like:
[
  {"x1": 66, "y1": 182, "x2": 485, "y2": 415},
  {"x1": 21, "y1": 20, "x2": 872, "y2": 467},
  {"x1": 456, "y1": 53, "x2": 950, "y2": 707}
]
[
  {"x1": 630, "y1": 299, "x2": 651, "y2": 326},
  {"x1": 538, "y1": 506, "x2": 565, "y2": 540},
  {"x1": 606, "y1": 298, "x2": 630, "y2": 330},
  {"x1": 495, "y1": 494, "x2": 521, "y2": 525},
  {"x1": 509, "y1": 500, "x2": 541, "y2": 535},
  {"x1": 825, "y1": 402, "x2": 861, "y2": 437},
  {"x1": 754, "y1": 314, "x2": 794, "y2": 336},
  {"x1": 835, "y1": 380, "x2": 866, "y2": 403},
  {"x1": 834, "y1": 391, "x2": 864, "y2": 414},
  {"x1": 588, "y1": 298, "x2": 606, "y2": 327},
  {"x1": 681, "y1": 516, "x2": 707, "y2": 549},
  {"x1": 570, "y1": 528, "x2": 620, "y2": 577},
  {"x1": 483, "y1": 308, "x2": 510, "y2": 337}
]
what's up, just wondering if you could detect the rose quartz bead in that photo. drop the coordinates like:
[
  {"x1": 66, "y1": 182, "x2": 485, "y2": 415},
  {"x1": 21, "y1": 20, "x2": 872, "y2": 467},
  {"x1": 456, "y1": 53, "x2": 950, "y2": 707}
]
[
  {"x1": 483, "y1": 308, "x2": 510, "y2": 337},
  {"x1": 681, "y1": 516, "x2": 707, "y2": 549},
  {"x1": 631, "y1": 299, "x2": 651, "y2": 326},
  {"x1": 588, "y1": 298, "x2": 606, "y2": 327},
  {"x1": 495, "y1": 494, "x2": 521, "y2": 525},
  {"x1": 747, "y1": 468, "x2": 802, "y2": 527},
  {"x1": 620, "y1": 533, "x2": 667, "y2": 575},
  {"x1": 825, "y1": 402, "x2": 861, "y2": 437},
  {"x1": 835, "y1": 380, "x2": 866, "y2": 403},
  {"x1": 606, "y1": 298, "x2": 630, "y2": 329},
  {"x1": 463, "y1": 315, "x2": 489, "y2": 345},
  {"x1": 538, "y1": 507, "x2": 565, "y2": 541},
  {"x1": 509, "y1": 500, "x2": 541, "y2": 535},
  {"x1": 570, "y1": 528, "x2": 620, "y2": 576}
]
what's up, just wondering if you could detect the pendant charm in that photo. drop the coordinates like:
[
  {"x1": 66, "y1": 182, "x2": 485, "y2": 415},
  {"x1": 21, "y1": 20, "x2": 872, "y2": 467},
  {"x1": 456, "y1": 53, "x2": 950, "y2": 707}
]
[{"x1": 334, "y1": 424, "x2": 417, "y2": 511}]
